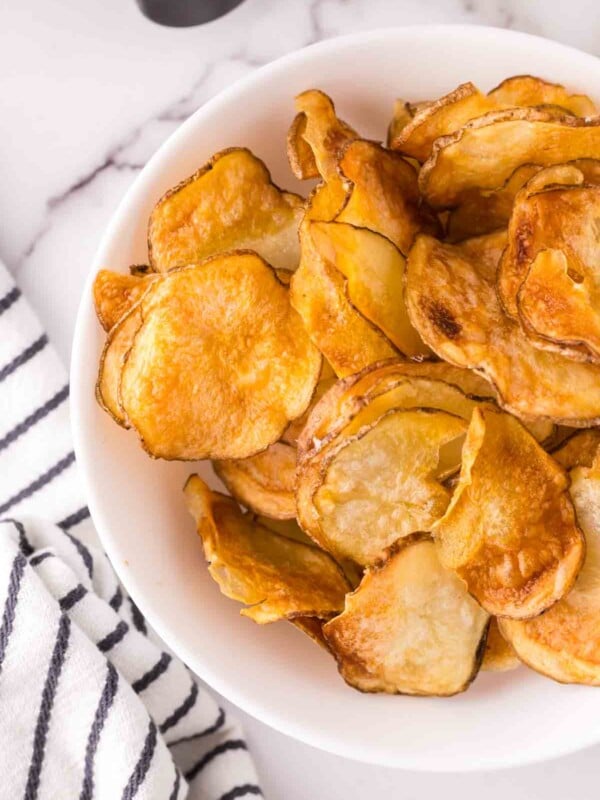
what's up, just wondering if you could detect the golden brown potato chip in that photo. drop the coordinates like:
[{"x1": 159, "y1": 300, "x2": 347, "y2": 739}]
[
  {"x1": 288, "y1": 90, "x2": 357, "y2": 182},
  {"x1": 184, "y1": 476, "x2": 349, "y2": 623},
  {"x1": 95, "y1": 305, "x2": 143, "y2": 427},
  {"x1": 387, "y1": 99, "x2": 416, "y2": 146},
  {"x1": 297, "y1": 408, "x2": 467, "y2": 566},
  {"x1": 290, "y1": 221, "x2": 397, "y2": 378},
  {"x1": 308, "y1": 221, "x2": 429, "y2": 357},
  {"x1": 335, "y1": 139, "x2": 440, "y2": 255},
  {"x1": 304, "y1": 180, "x2": 350, "y2": 223},
  {"x1": 323, "y1": 536, "x2": 489, "y2": 695},
  {"x1": 121, "y1": 252, "x2": 321, "y2": 460},
  {"x1": 93, "y1": 269, "x2": 156, "y2": 332},
  {"x1": 500, "y1": 450, "x2": 600, "y2": 684},
  {"x1": 406, "y1": 232, "x2": 600, "y2": 424},
  {"x1": 214, "y1": 441, "x2": 296, "y2": 520},
  {"x1": 551, "y1": 429, "x2": 600, "y2": 471},
  {"x1": 148, "y1": 148, "x2": 304, "y2": 272},
  {"x1": 420, "y1": 108, "x2": 600, "y2": 208},
  {"x1": 488, "y1": 75, "x2": 596, "y2": 117},
  {"x1": 482, "y1": 619, "x2": 520, "y2": 672},
  {"x1": 282, "y1": 374, "x2": 337, "y2": 447},
  {"x1": 434, "y1": 407, "x2": 584, "y2": 619}
]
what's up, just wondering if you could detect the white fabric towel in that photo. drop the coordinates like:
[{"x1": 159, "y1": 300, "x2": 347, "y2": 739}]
[{"x1": 0, "y1": 262, "x2": 262, "y2": 800}]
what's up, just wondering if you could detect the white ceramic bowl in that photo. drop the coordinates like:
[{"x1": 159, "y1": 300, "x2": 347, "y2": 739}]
[{"x1": 72, "y1": 26, "x2": 600, "y2": 771}]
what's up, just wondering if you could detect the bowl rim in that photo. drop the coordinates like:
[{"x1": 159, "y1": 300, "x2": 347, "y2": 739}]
[{"x1": 71, "y1": 24, "x2": 600, "y2": 771}]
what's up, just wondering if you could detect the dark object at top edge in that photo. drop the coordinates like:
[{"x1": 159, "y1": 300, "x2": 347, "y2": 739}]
[{"x1": 136, "y1": 0, "x2": 245, "y2": 28}]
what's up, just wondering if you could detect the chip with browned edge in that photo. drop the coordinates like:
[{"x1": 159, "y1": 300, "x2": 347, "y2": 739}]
[
  {"x1": 482, "y1": 619, "x2": 520, "y2": 672},
  {"x1": 93, "y1": 268, "x2": 156, "y2": 332}
]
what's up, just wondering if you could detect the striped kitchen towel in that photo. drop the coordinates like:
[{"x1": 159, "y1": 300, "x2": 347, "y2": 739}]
[{"x1": 0, "y1": 262, "x2": 262, "y2": 800}]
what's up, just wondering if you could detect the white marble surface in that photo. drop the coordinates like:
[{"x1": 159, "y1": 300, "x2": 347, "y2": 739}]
[{"x1": 2, "y1": 0, "x2": 600, "y2": 796}]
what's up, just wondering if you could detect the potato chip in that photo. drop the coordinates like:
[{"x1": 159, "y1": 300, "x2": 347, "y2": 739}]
[
  {"x1": 552, "y1": 429, "x2": 600, "y2": 471},
  {"x1": 288, "y1": 89, "x2": 357, "y2": 182},
  {"x1": 290, "y1": 221, "x2": 397, "y2": 377},
  {"x1": 500, "y1": 449, "x2": 600, "y2": 683},
  {"x1": 420, "y1": 108, "x2": 600, "y2": 208},
  {"x1": 308, "y1": 221, "x2": 429, "y2": 357},
  {"x1": 184, "y1": 476, "x2": 349, "y2": 623},
  {"x1": 482, "y1": 618, "x2": 520, "y2": 672},
  {"x1": 335, "y1": 139, "x2": 440, "y2": 255},
  {"x1": 297, "y1": 408, "x2": 467, "y2": 566},
  {"x1": 214, "y1": 442, "x2": 296, "y2": 520},
  {"x1": 406, "y1": 232, "x2": 600, "y2": 424},
  {"x1": 96, "y1": 304, "x2": 143, "y2": 427},
  {"x1": 387, "y1": 99, "x2": 416, "y2": 146},
  {"x1": 323, "y1": 536, "x2": 489, "y2": 695},
  {"x1": 148, "y1": 148, "x2": 304, "y2": 272},
  {"x1": 121, "y1": 252, "x2": 321, "y2": 460},
  {"x1": 434, "y1": 407, "x2": 584, "y2": 619},
  {"x1": 282, "y1": 373, "x2": 337, "y2": 447},
  {"x1": 93, "y1": 268, "x2": 156, "y2": 332},
  {"x1": 488, "y1": 75, "x2": 596, "y2": 117}
]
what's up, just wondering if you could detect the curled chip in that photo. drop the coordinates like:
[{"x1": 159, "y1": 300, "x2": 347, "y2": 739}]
[
  {"x1": 148, "y1": 148, "x2": 304, "y2": 272},
  {"x1": 335, "y1": 139, "x2": 440, "y2": 255},
  {"x1": 390, "y1": 76, "x2": 595, "y2": 163},
  {"x1": 290, "y1": 221, "x2": 397, "y2": 377},
  {"x1": 323, "y1": 536, "x2": 489, "y2": 695},
  {"x1": 184, "y1": 476, "x2": 349, "y2": 624},
  {"x1": 406, "y1": 231, "x2": 600, "y2": 424},
  {"x1": 96, "y1": 305, "x2": 143, "y2": 427},
  {"x1": 434, "y1": 407, "x2": 584, "y2": 619},
  {"x1": 121, "y1": 252, "x2": 321, "y2": 460},
  {"x1": 297, "y1": 407, "x2": 467, "y2": 566},
  {"x1": 420, "y1": 108, "x2": 600, "y2": 208},
  {"x1": 287, "y1": 89, "x2": 357, "y2": 182},
  {"x1": 482, "y1": 619, "x2": 520, "y2": 672},
  {"x1": 500, "y1": 449, "x2": 600, "y2": 684},
  {"x1": 93, "y1": 268, "x2": 156, "y2": 332},
  {"x1": 387, "y1": 99, "x2": 417, "y2": 145},
  {"x1": 552, "y1": 430, "x2": 600, "y2": 470},
  {"x1": 214, "y1": 441, "x2": 296, "y2": 520},
  {"x1": 308, "y1": 221, "x2": 429, "y2": 357}
]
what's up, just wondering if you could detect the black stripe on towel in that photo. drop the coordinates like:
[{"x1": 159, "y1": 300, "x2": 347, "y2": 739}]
[
  {"x1": 185, "y1": 739, "x2": 248, "y2": 782},
  {"x1": 132, "y1": 652, "x2": 172, "y2": 694},
  {"x1": 79, "y1": 662, "x2": 119, "y2": 800},
  {"x1": 24, "y1": 615, "x2": 71, "y2": 800},
  {"x1": 0, "y1": 286, "x2": 21, "y2": 315},
  {"x1": 159, "y1": 681, "x2": 198, "y2": 735},
  {"x1": 0, "y1": 334, "x2": 47, "y2": 384},
  {"x1": 129, "y1": 598, "x2": 147, "y2": 635},
  {"x1": 168, "y1": 770, "x2": 181, "y2": 800},
  {"x1": 0, "y1": 384, "x2": 69, "y2": 453},
  {"x1": 218, "y1": 785, "x2": 262, "y2": 800},
  {"x1": 0, "y1": 450, "x2": 76, "y2": 516},
  {"x1": 108, "y1": 586, "x2": 123, "y2": 613},
  {"x1": 97, "y1": 620, "x2": 128, "y2": 653},
  {"x1": 58, "y1": 506, "x2": 91, "y2": 532},
  {"x1": 59, "y1": 583, "x2": 87, "y2": 612},
  {"x1": 0, "y1": 551, "x2": 27, "y2": 674},
  {"x1": 120, "y1": 720, "x2": 157, "y2": 800},
  {"x1": 169, "y1": 707, "x2": 226, "y2": 747},
  {"x1": 62, "y1": 527, "x2": 93, "y2": 578},
  {"x1": 30, "y1": 551, "x2": 55, "y2": 568},
  {"x1": 3, "y1": 518, "x2": 34, "y2": 556}
]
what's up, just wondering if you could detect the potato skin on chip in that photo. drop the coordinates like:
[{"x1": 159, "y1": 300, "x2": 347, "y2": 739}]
[
  {"x1": 93, "y1": 269, "x2": 156, "y2": 332},
  {"x1": 552, "y1": 430, "x2": 600, "y2": 471},
  {"x1": 323, "y1": 536, "x2": 489, "y2": 695},
  {"x1": 482, "y1": 618, "x2": 520, "y2": 672},
  {"x1": 184, "y1": 476, "x2": 349, "y2": 624},
  {"x1": 500, "y1": 450, "x2": 600, "y2": 684},
  {"x1": 297, "y1": 407, "x2": 467, "y2": 566},
  {"x1": 406, "y1": 232, "x2": 600, "y2": 425},
  {"x1": 214, "y1": 441, "x2": 296, "y2": 520},
  {"x1": 420, "y1": 108, "x2": 600, "y2": 208},
  {"x1": 121, "y1": 252, "x2": 321, "y2": 460},
  {"x1": 148, "y1": 148, "x2": 304, "y2": 272},
  {"x1": 434, "y1": 407, "x2": 584, "y2": 619}
]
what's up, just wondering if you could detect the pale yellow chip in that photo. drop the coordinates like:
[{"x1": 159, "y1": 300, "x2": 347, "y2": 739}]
[
  {"x1": 335, "y1": 139, "x2": 440, "y2": 255},
  {"x1": 214, "y1": 441, "x2": 296, "y2": 520},
  {"x1": 290, "y1": 221, "x2": 397, "y2": 378},
  {"x1": 552, "y1": 430, "x2": 600, "y2": 471},
  {"x1": 148, "y1": 148, "x2": 304, "y2": 272},
  {"x1": 93, "y1": 268, "x2": 156, "y2": 332},
  {"x1": 420, "y1": 108, "x2": 600, "y2": 208},
  {"x1": 184, "y1": 476, "x2": 349, "y2": 624},
  {"x1": 501, "y1": 449, "x2": 600, "y2": 684},
  {"x1": 297, "y1": 408, "x2": 467, "y2": 566},
  {"x1": 482, "y1": 618, "x2": 520, "y2": 672},
  {"x1": 308, "y1": 221, "x2": 429, "y2": 358},
  {"x1": 434, "y1": 407, "x2": 584, "y2": 619},
  {"x1": 121, "y1": 252, "x2": 321, "y2": 460},
  {"x1": 323, "y1": 536, "x2": 489, "y2": 695},
  {"x1": 96, "y1": 305, "x2": 143, "y2": 428},
  {"x1": 406, "y1": 231, "x2": 600, "y2": 424}
]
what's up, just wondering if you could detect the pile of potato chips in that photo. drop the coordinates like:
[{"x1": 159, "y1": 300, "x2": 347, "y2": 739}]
[{"x1": 94, "y1": 75, "x2": 600, "y2": 695}]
